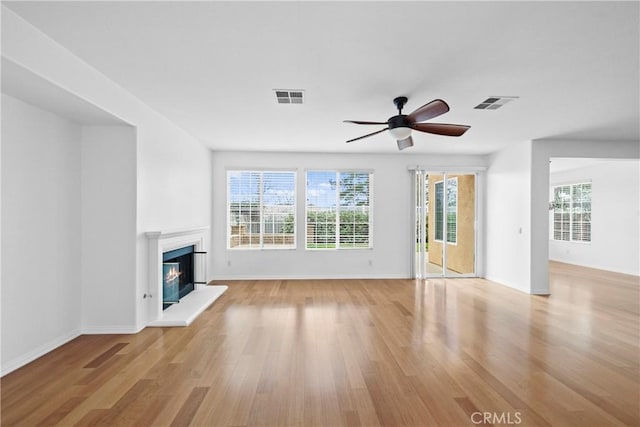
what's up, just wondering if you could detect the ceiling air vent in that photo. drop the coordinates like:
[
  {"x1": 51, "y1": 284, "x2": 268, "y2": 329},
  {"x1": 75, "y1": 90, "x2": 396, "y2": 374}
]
[
  {"x1": 274, "y1": 89, "x2": 305, "y2": 104},
  {"x1": 474, "y1": 96, "x2": 518, "y2": 110}
]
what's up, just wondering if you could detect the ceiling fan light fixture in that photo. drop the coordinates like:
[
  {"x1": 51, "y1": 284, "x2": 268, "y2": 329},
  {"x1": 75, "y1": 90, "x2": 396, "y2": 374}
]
[
  {"x1": 397, "y1": 137, "x2": 414, "y2": 151},
  {"x1": 389, "y1": 126, "x2": 412, "y2": 140}
]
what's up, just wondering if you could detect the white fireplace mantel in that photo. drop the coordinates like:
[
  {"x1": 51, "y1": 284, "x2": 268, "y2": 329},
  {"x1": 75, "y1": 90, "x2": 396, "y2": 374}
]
[
  {"x1": 145, "y1": 225, "x2": 210, "y2": 240},
  {"x1": 146, "y1": 226, "x2": 226, "y2": 326}
]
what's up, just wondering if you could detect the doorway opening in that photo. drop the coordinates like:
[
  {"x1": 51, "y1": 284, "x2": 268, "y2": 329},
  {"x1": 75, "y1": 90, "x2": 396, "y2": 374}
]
[{"x1": 414, "y1": 171, "x2": 477, "y2": 278}]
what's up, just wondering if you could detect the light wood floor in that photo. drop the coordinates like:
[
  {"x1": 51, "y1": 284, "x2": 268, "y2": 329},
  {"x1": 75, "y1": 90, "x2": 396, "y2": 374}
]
[{"x1": 2, "y1": 262, "x2": 639, "y2": 426}]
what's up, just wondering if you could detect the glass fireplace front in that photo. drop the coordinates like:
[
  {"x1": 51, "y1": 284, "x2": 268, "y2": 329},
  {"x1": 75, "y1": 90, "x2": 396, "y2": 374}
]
[{"x1": 162, "y1": 245, "x2": 195, "y2": 310}]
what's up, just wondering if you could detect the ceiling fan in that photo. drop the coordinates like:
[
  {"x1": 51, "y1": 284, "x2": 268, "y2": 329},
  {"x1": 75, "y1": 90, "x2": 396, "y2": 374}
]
[{"x1": 344, "y1": 96, "x2": 470, "y2": 150}]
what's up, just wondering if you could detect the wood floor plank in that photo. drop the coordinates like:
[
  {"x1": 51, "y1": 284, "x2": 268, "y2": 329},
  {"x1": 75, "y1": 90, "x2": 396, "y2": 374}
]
[
  {"x1": 36, "y1": 396, "x2": 86, "y2": 427},
  {"x1": 170, "y1": 386, "x2": 209, "y2": 427},
  {"x1": 83, "y1": 342, "x2": 128, "y2": 368},
  {"x1": 454, "y1": 397, "x2": 488, "y2": 426},
  {"x1": 2, "y1": 263, "x2": 639, "y2": 426}
]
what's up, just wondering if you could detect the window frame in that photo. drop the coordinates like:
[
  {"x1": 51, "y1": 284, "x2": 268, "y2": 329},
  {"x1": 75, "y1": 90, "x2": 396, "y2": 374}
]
[
  {"x1": 227, "y1": 169, "x2": 297, "y2": 251},
  {"x1": 305, "y1": 169, "x2": 373, "y2": 250}
]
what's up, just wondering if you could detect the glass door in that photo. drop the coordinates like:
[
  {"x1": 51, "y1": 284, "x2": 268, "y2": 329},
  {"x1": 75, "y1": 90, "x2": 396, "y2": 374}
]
[{"x1": 414, "y1": 171, "x2": 476, "y2": 278}]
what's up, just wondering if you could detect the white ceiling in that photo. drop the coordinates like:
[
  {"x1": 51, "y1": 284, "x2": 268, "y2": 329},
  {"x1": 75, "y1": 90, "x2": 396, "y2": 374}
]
[{"x1": 4, "y1": 1, "x2": 639, "y2": 155}]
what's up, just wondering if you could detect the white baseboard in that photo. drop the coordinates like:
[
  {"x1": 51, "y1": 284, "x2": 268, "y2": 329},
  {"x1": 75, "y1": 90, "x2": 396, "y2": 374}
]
[
  {"x1": 209, "y1": 273, "x2": 409, "y2": 281},
  {"x1": 530, "y1": 288, "x2": 551, "y2": 295},
  {"x1": 550, "y1": 258, "x2": 640, "y2": 277},
  {"x1": 1, "y1": 329, "x2": 81, "y2": 377},
  {"x1": 81, "y1": 325, "x2": 144, "y2": 335},
  {"x1": 484, "y1": 275, "x2": 530, "y2": 294}
]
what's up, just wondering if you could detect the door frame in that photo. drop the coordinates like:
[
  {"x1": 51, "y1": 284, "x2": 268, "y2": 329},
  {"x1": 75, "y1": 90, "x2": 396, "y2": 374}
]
[{"x1": 410, "y1": 167, "x2": 485, "y2": 279}]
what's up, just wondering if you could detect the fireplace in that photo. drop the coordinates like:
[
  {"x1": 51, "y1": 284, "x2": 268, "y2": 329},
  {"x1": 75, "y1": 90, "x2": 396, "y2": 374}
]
[
  {"x1": 147, "y1": 226, "x2": 227, "y2": 327},
  {"x1": 162, "y1": 245, "x2": 196, "y2": 310}
]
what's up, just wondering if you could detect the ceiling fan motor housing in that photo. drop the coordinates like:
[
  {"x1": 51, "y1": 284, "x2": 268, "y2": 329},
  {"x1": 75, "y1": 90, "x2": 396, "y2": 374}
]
[{"x1": 388, "y1": 114, "x2": 412, "y2": 130}]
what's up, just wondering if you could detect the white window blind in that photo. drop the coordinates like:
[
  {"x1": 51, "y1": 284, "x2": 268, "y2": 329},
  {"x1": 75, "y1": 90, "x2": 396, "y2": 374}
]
[
  {"x1": 571, "y1": 182, "x2": 591, "y2": 242},
  {"x1": 306, "y1": 171, "x2": 372, "y2": 249},
  {"x1": 227, "y1": 171, "x2": 296, "y2": 249},
  {"x1": 553, "y1": 185, "x2": 571, "y2": 241},
  {"x1": 552, "y1": 182, "x2": 591, "y2": 242}
]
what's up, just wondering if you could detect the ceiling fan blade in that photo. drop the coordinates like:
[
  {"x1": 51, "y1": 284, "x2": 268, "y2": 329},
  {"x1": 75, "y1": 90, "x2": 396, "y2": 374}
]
[
  {"x1": 346, "y1": 128, "x2": 388, "y2": 143},
  {"x1": 344, "y1": 120, "x2": 388, "y2": 125},
  {"x1": 397, "y1": 136, "x2": 414, "y2": 151},
  {"x1": 412, "y1": 122, "x2": 470, "y2": 137},
  {"x1": 407, "y1": 99, "x2": 450, "y2": 123}
]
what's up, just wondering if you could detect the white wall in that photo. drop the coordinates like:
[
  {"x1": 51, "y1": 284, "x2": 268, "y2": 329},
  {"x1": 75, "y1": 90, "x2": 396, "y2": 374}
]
[
  {"x1": 2, "y1": 7, "x2": 212, "y2": 333},
  {"x1": 1, "y1": 94, "x2": 82, "y2": 373},
  {"x1": 81, "y1": 126, "x2": 138, "y2": 332},
  {"x1": 1, "y1": 7, "x2": 212, "y2": 373},
  {"x1": 211, "y1": 151, "x2": 486, "y2": 279},
  {"x1": 549, "y1": 160, "x2": 640, "y2": 276},
  {"x1": 485, "y1": 140, "x2": 532, "y2": 293}
]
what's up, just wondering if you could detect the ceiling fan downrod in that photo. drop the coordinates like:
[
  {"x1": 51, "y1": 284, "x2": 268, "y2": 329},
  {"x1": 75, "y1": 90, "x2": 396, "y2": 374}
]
[{"x1": 393, "y1": 96, "x2": 408, "y2": 114}]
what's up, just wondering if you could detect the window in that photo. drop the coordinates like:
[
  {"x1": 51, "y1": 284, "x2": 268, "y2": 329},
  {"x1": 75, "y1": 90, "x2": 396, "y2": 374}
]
[
  {"x1": 435, "y1": 182, "x2": 444, "y2": 241},
  {"x1": 306, "y1": 171, "x2": 372, "y2": 249},
  {"x1": 227, "y1": 171, "x2": 295, "y2": 249},
  {"x1": 553, "y1": 185, "x2": 571, "y2": 241},
  {"x1": 552, "y1": 182, "x2": 591, "y2": 242},
  {"x1": 434, "y1": 178, "x2": 457, "y2": 244}
]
